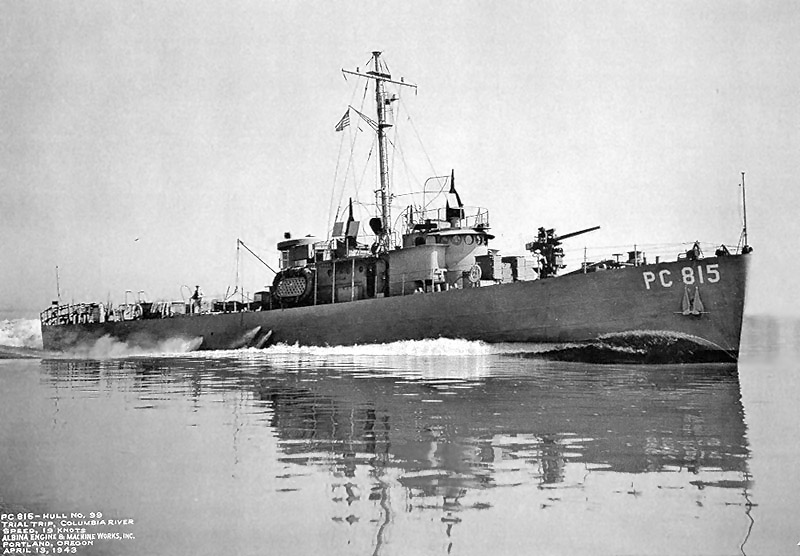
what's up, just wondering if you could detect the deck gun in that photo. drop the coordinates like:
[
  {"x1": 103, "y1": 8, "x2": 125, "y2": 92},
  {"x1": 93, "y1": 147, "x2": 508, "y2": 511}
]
[{"x1": 525, "y1": 226, "x2": 600, "y2": 278}]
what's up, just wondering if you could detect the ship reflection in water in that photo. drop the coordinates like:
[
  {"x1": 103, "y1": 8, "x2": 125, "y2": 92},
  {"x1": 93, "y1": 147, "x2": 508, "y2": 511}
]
[{"x1": 34, "y1": 347, "x2": 752, "y2": 555}]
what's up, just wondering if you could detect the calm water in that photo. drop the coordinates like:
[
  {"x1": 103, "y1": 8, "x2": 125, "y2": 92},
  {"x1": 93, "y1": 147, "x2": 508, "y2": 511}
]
[{"x1": 0, "y1": 316, "x2": 797, "y2": 555}]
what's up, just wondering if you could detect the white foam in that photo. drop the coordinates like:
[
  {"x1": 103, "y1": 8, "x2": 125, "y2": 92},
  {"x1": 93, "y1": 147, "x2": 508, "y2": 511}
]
[
  {"x1": 0, "y1": 318, "x2": 42, "y2": 349},
  {"x1": 63, "y1": 335, "x2": 203, "y2": 359},
  {"x1": 262, "y1": 337, "x2": 498, "y2": 357}
]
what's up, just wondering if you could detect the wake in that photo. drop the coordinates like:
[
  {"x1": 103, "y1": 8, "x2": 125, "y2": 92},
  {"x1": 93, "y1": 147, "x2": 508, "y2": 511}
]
[
  {"x1": 0, "y1": 318, "x2": 731, "y2": 363},
  {"x1": 0, "y1": 318, "x2": 41, "y2": 349}
]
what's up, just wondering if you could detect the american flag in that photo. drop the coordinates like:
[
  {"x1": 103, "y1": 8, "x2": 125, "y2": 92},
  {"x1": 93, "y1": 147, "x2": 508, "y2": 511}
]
[{"x1": 334, "y1": 110, "x2": 350, "y2": 132}]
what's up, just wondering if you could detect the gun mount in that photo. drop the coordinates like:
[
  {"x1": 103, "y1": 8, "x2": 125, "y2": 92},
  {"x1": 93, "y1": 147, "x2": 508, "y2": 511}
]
[{"x1": 525, "y1": 226, "x2": 600, "y2": 278}]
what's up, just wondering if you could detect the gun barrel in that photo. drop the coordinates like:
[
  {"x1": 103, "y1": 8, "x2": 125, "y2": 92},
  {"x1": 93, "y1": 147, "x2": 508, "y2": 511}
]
[{"x1": 556, "y1": 225, "x2": 600, "y2": 242}]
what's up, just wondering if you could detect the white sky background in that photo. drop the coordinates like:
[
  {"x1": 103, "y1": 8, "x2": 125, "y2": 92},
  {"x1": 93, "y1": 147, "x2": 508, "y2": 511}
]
[{"x1": 1, "y1": 1, "x2": 797, "y2": 318}]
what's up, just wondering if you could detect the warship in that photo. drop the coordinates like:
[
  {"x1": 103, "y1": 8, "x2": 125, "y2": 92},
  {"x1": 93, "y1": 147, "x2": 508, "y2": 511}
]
[{"x1": 41, "y1": 52, "x2": 751, "y2": 361}]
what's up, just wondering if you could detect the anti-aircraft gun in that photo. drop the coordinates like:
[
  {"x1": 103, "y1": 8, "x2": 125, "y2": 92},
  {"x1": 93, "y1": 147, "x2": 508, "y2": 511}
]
[{"x1": 525, "y1": 226, "x2": 600, "y2": 278}]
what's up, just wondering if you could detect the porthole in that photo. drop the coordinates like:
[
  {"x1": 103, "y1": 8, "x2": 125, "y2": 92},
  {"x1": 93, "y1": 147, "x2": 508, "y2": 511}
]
[
  {"x1": 464, "y1": 235, "x2": 475, "y2": 245},
  {"x1": 452, "y1": 235, "x2": 462, "y2": 245}
]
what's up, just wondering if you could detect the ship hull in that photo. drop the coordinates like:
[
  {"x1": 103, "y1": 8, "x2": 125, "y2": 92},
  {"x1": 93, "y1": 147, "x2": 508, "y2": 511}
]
[{"x1": 41, "y1": 254, "x2": 749, "y2": 360}]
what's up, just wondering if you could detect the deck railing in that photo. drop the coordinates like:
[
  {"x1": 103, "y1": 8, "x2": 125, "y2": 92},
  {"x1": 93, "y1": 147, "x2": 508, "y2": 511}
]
[{"x1": 41, "y1": 303, "x2": 104, "y2": 326}]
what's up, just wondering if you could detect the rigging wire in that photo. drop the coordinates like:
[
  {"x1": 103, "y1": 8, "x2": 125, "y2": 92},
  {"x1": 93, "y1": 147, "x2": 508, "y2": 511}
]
[
  {"x1": 234, "y1": 240, "x2": 241, "y2": 300},
  {"x1": 240, "y1": 241, "x2": 245, "y2": 303},
  {"x1": 736, "y1": 178, "x2": 747, "y2": 253},
  {"x1": 332, "y1": 82, "x2": 379, "y2": 235},
  {"x1": 388, "y1": 101, "x2": 426, "y2": 210},
  {"x1": 423, "y1": 175, "x2": 449, "y2": 212},
  {"x1": 336, "y1": 131, "x2": 376, "y2": 232},
  {"x1": 237, "y1": 239, "x2": 277, "y2": 274},
  {"x1": 390, "y1": 87, "x2": 401, "y2": 209},
  {"x1": 327, "y1": 119, "x2": 350, "y2": 239},
  {"x1": 331, "y1": 55, "x2": 447, "y2": 239},
  {"x1": 331, "y1": 80, "x2": 371, "y2": 237},
  {"x1": 358, "y1": 140, "x2": 376, "y2": 213},
  {"x1": 223, "y1": 240, "x2": 241, "y2": 302},
  {"x1": 393, "y1": 94, "x2": 452, "y2": 213},
  {"x1": 400, "y1": 96, "x2": 439, "y2": 188},
  {"x1": 327, "y1": 77, "x2": 364, "y2": 239}
]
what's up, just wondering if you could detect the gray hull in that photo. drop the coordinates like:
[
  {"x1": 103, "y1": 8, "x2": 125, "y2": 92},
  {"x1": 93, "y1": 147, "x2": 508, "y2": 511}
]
[{"x1": 41, "y1": 254, "x2": 749, "y2": 359}]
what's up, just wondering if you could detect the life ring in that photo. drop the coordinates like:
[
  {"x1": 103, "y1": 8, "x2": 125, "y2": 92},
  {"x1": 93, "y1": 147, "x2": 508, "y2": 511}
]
[
  {"x1": 122, "y1": 304, "x2": 143, "y2": 320},
  {"x1": 464, "y1": 235, "x2": 474, "y2": 245},
  {"x1": 451, "y1": 235, "x2": 462, "y2": 245},
  {"x1": 468, "y1": 264, "x2": 482, "y2": 283}
]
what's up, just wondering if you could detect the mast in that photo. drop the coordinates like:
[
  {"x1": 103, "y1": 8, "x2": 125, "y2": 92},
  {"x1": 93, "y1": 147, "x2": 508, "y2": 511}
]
[
  {"x1": 373, "y1": 52, "x2": 392, "y2": 250},
  {"x1": 342, "y1": 52, "x2": 416, "y2": 252}
]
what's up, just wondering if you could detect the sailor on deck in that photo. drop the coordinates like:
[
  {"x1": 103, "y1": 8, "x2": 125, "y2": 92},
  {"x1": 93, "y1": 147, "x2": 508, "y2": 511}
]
[{"x1": 191, "y1": 286, "x2": 202, "y2": 314}]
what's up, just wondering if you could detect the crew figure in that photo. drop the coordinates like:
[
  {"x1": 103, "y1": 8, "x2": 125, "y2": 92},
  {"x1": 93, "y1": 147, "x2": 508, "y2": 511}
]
[{"x1": 191, "y1": 286, "x2": 202, "y2": 314}]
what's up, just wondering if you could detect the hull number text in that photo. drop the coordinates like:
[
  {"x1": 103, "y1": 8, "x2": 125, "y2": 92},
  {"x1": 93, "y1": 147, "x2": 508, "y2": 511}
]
[{"x1": 642, "y1": 264, "x2": 720, "y2": 290}]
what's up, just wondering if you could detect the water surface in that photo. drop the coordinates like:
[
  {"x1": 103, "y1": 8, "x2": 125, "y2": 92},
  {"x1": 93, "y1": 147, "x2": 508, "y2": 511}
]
[{"x1": 0, "y1": 316, "x2": 796, "y2": 555}]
